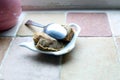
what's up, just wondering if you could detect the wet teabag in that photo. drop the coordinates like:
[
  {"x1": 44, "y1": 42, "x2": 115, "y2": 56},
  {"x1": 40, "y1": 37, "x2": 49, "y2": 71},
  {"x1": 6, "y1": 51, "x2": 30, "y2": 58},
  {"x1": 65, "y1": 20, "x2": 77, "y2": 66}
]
[
  {"x1": 62, "y1": 24, "x2": 74, "y2": 42},
  {"x1": 33, "y1": 24, "x2": 74, "y2": 51},
  {"x1": 33, "y1": 32, "x2": 64, "y2": 51}
]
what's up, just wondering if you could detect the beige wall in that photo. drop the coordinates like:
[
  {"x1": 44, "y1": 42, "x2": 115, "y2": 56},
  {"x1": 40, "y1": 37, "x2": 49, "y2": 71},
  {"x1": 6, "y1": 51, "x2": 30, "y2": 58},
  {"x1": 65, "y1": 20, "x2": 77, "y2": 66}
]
[{"x1": 21, "y1": 0, "x2": 120, "y2": 10}]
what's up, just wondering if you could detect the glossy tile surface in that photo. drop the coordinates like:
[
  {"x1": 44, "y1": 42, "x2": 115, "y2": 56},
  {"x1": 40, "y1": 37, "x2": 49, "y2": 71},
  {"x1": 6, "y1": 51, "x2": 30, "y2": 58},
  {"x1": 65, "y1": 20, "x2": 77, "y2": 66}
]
[
  {"x1": 67, "y1": 13, "x2": 112, "y2": 37},
  {"x1": 0, "y1": 37, "x2": 12, "y2": 63},
  {"x1": 0, "y1": 37, "x2": 60, "y2": 80},
  {"x1": 107, "y1": 12, "x2": 120, "y2": 36},
  {"x1": 17, "y1": 12, "x2": 65, "y2": 36},
  {"x1": 1, "y1": 11, "x2": 120, "y2": 80},
  {"x1": 61, "y1": 37, "x2": 120, "y2": 80}
]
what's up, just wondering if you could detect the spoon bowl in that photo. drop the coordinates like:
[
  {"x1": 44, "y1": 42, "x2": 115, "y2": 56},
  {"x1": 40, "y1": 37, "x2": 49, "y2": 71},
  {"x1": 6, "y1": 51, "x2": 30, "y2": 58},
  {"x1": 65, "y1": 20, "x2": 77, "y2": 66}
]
[
  {"x1": 19, "y1": 23, "x2": 81, "y2": 55},
  {"x1": 25, "y1": 20, "x2": 67, "y2": 40}
]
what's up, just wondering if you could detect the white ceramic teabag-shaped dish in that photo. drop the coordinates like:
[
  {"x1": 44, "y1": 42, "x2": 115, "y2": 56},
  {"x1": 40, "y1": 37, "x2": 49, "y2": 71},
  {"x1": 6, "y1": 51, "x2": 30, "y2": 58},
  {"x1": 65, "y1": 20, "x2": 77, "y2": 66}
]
[{"x1": 19, "y1": 23, "x2": 81, "y2": 55}]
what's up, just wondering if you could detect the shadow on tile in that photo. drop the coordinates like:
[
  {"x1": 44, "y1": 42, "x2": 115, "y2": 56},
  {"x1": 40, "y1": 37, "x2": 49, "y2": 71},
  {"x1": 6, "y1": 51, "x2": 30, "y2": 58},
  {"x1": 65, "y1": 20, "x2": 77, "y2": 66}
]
[
  {"x1": 0, "y1": 37, "x2": 61, "y2": 80},
  {"x1": 24, "y1": 53, "x2": 61, "y2": 65},
  {"x1": 2, "y1": 37, "x2": 61, "y2": 65},
  {"x1": 61, "y1": 46, "x2": 79, "y2": 65},
  {"x1": 61, "y1": 53, "x2": 72, "y2": 64}
]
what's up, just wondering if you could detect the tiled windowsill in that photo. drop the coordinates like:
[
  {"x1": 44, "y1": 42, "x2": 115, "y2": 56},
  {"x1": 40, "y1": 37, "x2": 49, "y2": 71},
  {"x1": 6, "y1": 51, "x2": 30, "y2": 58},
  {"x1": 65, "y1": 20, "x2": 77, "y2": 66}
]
[{"x1": 0, "y1": 10, "x2": 120, "y2": 80}]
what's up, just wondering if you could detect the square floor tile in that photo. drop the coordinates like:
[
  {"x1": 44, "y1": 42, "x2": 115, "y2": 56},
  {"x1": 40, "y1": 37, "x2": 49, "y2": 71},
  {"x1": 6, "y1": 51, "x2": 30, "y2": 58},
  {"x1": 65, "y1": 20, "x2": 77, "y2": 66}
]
[
  {"x1": 0, "y1": 37, "x2": 12, "y2": 63},
  {"x1": 61, "y1": 37, "x2": 120, "y2": 80},
  {"x1": 0, "y1": 37, "x2": 60, "y2": 80},
  {"x1": 107, "y1": 12, "x2": 120, "y2": 36},
  {"x1": 17, "y1": 12, "x2": 65, "y2": 36},
  {"x1": 67, "y1": 13, "x2": 112, "y2": 37}
]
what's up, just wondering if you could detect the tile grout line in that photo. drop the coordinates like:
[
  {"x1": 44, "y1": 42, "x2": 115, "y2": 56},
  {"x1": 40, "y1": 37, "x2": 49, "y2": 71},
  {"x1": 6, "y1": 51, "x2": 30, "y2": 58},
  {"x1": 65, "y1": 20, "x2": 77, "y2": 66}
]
[
  {"x1": 112, "y1": 36, "x2": 120, "y2": 63},
  {"x1": 62, "y1": 10, "x2": 112, "y2": 13},
  {"x1": 59, "y1": 55, "x2": 63, "y2": 80},
  {"x1": 106, "y1": 12, "x2": 115, "y2": 36},
  {"x1": 0, "y1": 38, "x2": 15, "y2": 79},
  {"x1": 106, "y1": 12, "x2": 120, "y2": 63},
  {"x1": 23, "y1": 10, "x2": 67, "y2": 14},
  {"x1": 0, "y1": 38, "x2": 15, "y2": 67},
  {"x1": 14, "y1": 12, "x2": 27, "y2": 37},
  {"x1": 59, "y1": 11, "x2": 68, "y2": 80}
]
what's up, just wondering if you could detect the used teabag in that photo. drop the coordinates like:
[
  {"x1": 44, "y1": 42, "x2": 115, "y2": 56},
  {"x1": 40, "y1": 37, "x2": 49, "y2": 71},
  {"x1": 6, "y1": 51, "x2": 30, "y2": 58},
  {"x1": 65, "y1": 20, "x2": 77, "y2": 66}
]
[
  {"x1": 33, "y1": 32, "x2": 65, "y2": 51},
  {"x1": 61, "y1": 24, "x2": 74, "y2": 42},
  {"x1": 33, "y1": 24, "x2": 74, "y2": 51}
]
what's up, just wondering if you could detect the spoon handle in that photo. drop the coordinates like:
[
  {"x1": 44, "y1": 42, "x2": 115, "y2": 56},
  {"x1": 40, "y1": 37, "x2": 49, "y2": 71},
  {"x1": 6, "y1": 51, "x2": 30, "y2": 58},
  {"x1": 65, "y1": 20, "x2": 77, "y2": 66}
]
[{"x1": 25, "y1": 20, "x2": 45, "y2": 28}]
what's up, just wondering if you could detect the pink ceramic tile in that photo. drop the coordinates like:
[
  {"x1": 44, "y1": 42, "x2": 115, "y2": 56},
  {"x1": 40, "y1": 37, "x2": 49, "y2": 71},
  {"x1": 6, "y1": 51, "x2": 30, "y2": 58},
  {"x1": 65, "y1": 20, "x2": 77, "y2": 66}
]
[
  {"x1": 67, "y1": 13, "x2": 112, "y2": 37},
  {"x1": 1, "y1": 37, "x2": 60, "y2": 80}
]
